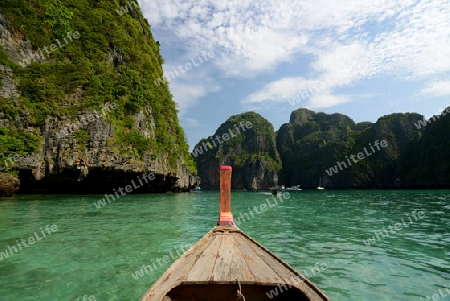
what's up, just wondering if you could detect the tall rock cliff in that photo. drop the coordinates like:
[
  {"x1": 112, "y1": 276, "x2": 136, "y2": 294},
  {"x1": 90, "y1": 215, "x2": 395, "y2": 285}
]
[
  {"x1": 193, "y1": 112, "x2": 281, "y2": 190},
  {"x1": 277, "y1": 108, "x2": 449, "y2": 189},
  {"x1": 0, "y1": 1, "x2": 198, "y2": 194},
  {"x1": 277, "y1": 108, "x2": 357, "y2": 188},
  {"x1": 414, "y1": 108, "x2": 450, "y2": 187},
  {"x1": 195, "y1": 107, "x2": 449, "y2": 190}
]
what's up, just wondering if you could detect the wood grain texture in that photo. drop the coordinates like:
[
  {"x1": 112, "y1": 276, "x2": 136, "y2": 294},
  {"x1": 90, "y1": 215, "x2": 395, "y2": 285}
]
[{"x1": 140, "y1": 225, "x2": 331, "y2": 301}]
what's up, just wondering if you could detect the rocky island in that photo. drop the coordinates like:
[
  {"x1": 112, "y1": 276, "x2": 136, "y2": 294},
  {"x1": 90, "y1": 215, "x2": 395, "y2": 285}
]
[
  {"x1": 0, "y1": 2, "x2": 199, "y2": 195},
  {"x1": 194, "y1": 108, "x2": 450, "y2": 189}
]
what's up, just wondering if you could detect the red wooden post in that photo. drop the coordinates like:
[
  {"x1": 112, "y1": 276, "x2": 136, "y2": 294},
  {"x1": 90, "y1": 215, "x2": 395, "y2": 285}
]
[{"x1": 217, "y1": 165, "x2": 234, "y2": 226}]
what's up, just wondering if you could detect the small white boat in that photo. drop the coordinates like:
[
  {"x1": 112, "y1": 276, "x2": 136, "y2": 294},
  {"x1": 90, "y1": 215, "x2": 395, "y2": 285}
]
[
  {"x1": 191, "y1": 186, "x2": 202, "y2": 192},
  {"x1": 286, "y1": 185, "x2": 302, "y2": 191},
  {"x1": 316, "y1": 177, "x2": 325, "y2": 190},
  {"x1": 269, "y1": 185, "x2": 285, "y2": 195}
]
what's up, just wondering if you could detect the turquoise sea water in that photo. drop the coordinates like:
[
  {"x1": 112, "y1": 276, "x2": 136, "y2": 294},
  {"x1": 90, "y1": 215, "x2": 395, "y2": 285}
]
[{"x1": 0, "y1": 190, "x2": 449, "y2": 301}]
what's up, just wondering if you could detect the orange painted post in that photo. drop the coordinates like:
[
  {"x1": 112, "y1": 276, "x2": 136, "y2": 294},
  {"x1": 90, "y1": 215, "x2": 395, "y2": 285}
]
[{"x1": 217, "y1": 165, "x2": 234, "y2": 226}]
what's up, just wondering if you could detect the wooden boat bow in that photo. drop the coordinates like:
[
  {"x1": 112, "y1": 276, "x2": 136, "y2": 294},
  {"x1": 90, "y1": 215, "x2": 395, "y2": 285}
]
[{"x1": 140, "y1": 166, "x2": 331, "y2": 301}]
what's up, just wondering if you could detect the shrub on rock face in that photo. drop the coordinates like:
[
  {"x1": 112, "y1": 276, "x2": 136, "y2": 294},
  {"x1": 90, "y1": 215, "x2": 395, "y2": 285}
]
[
  {"x1": 0, "y1": 0, "x2": 198, "y2": 193},
  {"x1": 193, "y1": 112, "x2": 281, "y2": 190},
  {"x1": 0, "y1": 173, "x2": 20, "y2": 197}
]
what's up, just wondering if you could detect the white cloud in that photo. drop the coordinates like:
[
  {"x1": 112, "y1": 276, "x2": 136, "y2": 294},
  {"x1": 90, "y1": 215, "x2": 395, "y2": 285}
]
[
  {"x1": 306, "y1": 93, "x2": 351, "y2": 109},
  {"x1": 160, "y1": 57, "x2": 220, "y2": 116},
  {"x1": 169, "y1": 82, "x2": 207, "y2": 115},
  {"x1": 169, "y1": 76, "x2": 221, "y2": 115},
  {"x1": 141, "y1": 0, "x2": 450, "y2": 112},
  {"x1": 242, "y1": 75, "x2": 347, "y2": 107},
  {"x1": 244, "y1": 77, "x2": 311, "y2": 105},
  {"x1": 141, "y1": 0, "x2": 450, "y2": 77},
  {"x1": 311, "y1": 41, "x2": 380, "y2": 85},
  {"x1": 141, "y1": 0, "x2": 313, "y2": 75},
  {"x1": 182, "y1": 118, "x2": 201, "y2": 127},
  {"x1": 419, "y1": 80, "x2": 450, "y2": 97},
  {"x1": 242, "y1": 0, "x2": 450, "y2": 110},
  {"x1": 372, "y1": 0, "x2": 450, "y2": 79}
]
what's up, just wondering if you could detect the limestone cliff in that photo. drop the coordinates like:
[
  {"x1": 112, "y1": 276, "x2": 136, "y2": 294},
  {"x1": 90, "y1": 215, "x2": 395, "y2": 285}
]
[
  {"x1": 277, "y1": 108, "x2": 358, "y2": 188},
  {"x1": 195, "y1": 107, "x2": 449, "y2": 190},
  {"x1": 193, "y1": 112, "x2": 281, "y2": 190},
  {"x1": 0, "y1": 1, "x2": 199, "y2": 194},
  {"x1": 277, "y1": 108, "x2": 449, "y2": 189}
]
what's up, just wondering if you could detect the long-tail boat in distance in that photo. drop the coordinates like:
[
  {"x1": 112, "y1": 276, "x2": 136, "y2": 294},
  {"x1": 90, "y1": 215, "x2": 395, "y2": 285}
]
[{"x1": 140, "y1": 166, "x2": 331, "y2": 301}]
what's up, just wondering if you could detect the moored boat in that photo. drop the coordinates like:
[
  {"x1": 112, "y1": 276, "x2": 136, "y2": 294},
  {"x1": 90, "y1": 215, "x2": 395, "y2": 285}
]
[
  {"x1": 140, "y1": 166, "x2": 330, "y2": 301},
  {"x1": 316, "y1": 177, "x2": 325, "y2": 190},
  {"x1": 270, "y1": 185, "x2": 285, "y2": 195},
  {"x1": 190, "y1": 185, "x2": 202, "y2": 192},
  {"x1": 286, "y1": 185, "x2": 302, "y2": 191}
]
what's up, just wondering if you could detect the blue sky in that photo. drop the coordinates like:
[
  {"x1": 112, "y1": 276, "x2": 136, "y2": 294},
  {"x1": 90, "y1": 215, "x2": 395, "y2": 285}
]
[{"x1": 138, "y1": 0, "x2": 450, "y2": 150}]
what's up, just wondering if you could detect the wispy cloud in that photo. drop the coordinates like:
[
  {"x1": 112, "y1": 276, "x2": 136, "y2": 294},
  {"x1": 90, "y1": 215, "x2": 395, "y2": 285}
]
[
  {"x1": 169, "y1": 82, "x2": 207, "y2": 115},
  {"x1": 306, "y1": 93, "x2": 351, "y2": 109},
  {"x1": 242, "y1": 75, "x2": 348, "y2": 108},
  {"x1": 141, "y1": 1, "x2": 311, "y2": 76},
  {"x1": 182, "y1": 118, "x2": 201, "y2": 127},
  {"x1": 243, "y1": 77, "x2": 313, "y2": 105},
  {"x1": 163, "y1": 64, "x2": 220, "y2": 115},
  {"x1": 241, "y1": 0, "x2": 450, "y2": 109},
  {"x1": 141, "y1": 0, "x2": 450, "y2": 112},
  {"x1": 419, "y1": 80, "x2": 450, "y2": 98}
]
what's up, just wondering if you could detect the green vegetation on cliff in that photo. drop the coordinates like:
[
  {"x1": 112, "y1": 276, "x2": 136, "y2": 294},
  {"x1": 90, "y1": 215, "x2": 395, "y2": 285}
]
[
  {"x1": 0, "y1": 0, "x2": 195, "y2": 173},
  {"x1": 277, "y1": 109, "x2": 450, "y2": 188},
  {"x1": 193, "y1": 112, "x2": 281, "y2": 189},
  {"x1": 194, "y1": 108, "x2": 449, "y2": 189},
  {"x1": 416, "y1": 111, "x2": 450, "y2": 184},
  {"x1": 276, "y1": 108, "x2": 441, "y2": 188},
  {"x1": 224, "y1": 112, "x2": 281, "y2": 170}
]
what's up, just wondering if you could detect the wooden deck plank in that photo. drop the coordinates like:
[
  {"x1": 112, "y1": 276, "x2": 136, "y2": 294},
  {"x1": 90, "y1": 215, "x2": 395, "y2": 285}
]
[
  {"x1": 141, "y1": 231, "x2": 216, "y2": 300},
  {"x1": 211, "y1": 233, "x2": 256, "y2": 282},
  {"x1": 232, "y1": 232, "x2": 286, "y2": 284},
  {"x1": 243, "y1": 234, "x2": 299, "y2": 281},
  {"x1": 184, "y1": 232, "x2": 224, "y2": 282}
]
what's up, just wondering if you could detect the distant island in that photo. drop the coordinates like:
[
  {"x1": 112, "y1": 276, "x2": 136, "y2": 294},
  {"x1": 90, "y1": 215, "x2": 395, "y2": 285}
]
[{"x1": 192, "y1": 108, "x2": 450, "y2": 190}]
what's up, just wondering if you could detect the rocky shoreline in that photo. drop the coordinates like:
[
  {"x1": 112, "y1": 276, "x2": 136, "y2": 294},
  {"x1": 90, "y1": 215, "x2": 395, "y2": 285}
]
[{"x1": 0, "y1": 173, "x2": 19, "y2": 196}]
